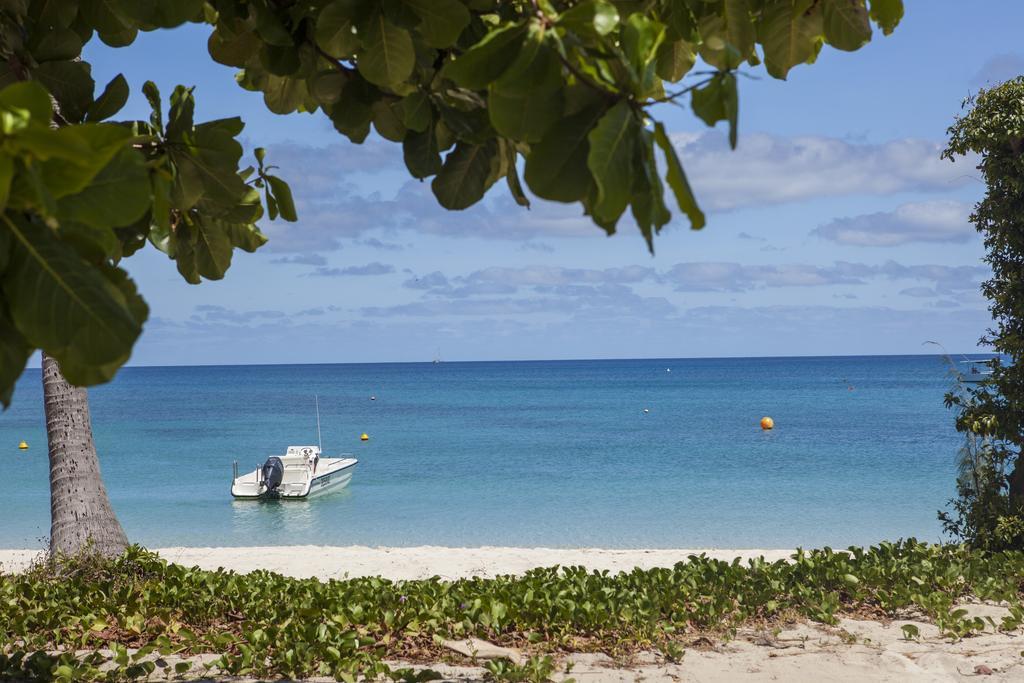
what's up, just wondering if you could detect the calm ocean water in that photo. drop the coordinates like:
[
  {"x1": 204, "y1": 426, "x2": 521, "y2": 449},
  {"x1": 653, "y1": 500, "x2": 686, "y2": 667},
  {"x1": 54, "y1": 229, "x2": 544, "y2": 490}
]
[{"x1": 0, "y1": 356, "x2": 979, "y2": 549}]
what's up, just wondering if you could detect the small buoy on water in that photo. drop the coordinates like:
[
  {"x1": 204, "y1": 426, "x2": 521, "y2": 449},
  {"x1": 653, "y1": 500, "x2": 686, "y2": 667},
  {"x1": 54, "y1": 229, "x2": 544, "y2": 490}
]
[
  {"x1": 370, "y1": 395, "x2": 376, "y2": 401},
  {"x1": 760, "y1": 416, "x2": 774, "y2": 430},
  {"x1": 666, "y1": 368, "x2": 671, "y2": 372},
  {"x1": 18, "y1": 441, "x2": 28, "y2": 450},
  {"x1": 360, "y1": 433, "x2": 369, "y2": 441},
  {"x1": 643, "y1": 408, "x2": 650, "y2": 414}
]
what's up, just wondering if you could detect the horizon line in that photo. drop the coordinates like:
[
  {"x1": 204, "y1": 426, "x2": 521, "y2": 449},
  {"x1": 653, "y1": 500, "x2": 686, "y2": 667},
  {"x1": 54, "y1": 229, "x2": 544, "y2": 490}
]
[{"x1": 23, "y1": 350, "x2": 999, "y2": 372}]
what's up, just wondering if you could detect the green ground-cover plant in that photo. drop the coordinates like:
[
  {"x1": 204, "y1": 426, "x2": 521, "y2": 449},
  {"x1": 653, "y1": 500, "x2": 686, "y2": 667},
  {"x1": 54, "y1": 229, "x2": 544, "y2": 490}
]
[{"x1": 1, "y1": 540, "x2": 1022, "y2": 681}]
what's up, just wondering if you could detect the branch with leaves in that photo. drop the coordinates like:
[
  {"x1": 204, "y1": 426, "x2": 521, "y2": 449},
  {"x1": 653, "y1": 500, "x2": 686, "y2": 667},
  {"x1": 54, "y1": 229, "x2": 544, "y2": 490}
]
[{"x1": 0, "y1": 0, "x2": 903, "y2": 406}]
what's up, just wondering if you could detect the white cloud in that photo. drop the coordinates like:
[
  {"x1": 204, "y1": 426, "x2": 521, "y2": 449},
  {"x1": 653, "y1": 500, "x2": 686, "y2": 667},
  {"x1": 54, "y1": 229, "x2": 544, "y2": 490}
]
[
  {"x1": 259, "y1": 130, "x2": 978, "y2": 252},
  {"x1": 308, "y1": 262, "x2": 395, "y2": 277},
  {"x1": 673, "y1": 132, "x2": 974, "y2": 211},
  {"x1": 814, "y1": 200, "x2": 974, "y2": 246}
]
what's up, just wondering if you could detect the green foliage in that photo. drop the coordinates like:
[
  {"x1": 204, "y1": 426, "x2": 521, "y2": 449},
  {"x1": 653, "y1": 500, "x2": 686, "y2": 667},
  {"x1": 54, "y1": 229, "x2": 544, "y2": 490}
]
[
  {"x1": 203, "y1": 0, "x2": 899, "y2": 239},
  {"x1": 0, "y1": 1, "x2": 297, "y2": 407},
  {"x1": 0, "y1": 0, "x2": 902, "y2": 404},
  {"x1": 485, "y1": 655, "x2": 559, "y2": 683},
  {"x1": 0, "y1": 541, "x2": 1021, "y2": 680},
  {"x1": 941, "y1": 77, "x2": 1024, "y2": 550}
]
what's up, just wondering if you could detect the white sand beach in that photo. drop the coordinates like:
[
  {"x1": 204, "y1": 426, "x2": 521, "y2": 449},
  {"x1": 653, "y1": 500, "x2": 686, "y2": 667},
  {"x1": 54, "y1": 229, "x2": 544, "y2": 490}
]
[{"x1": 2, "y1": 546, "x2": 1022, "y2": 681}]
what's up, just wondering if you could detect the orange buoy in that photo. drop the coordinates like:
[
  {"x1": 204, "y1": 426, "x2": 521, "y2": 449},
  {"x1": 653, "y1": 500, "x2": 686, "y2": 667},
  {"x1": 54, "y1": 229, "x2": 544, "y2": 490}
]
[
  {"x1": 18, "y1": 440, "x2": 28, "y2": 450},
  {"x1": 360, "y1": 433, "x2": 369, "y2": 441},
  {"x1": 760, "y1": 416, "x2": 774, "y2": 430}
]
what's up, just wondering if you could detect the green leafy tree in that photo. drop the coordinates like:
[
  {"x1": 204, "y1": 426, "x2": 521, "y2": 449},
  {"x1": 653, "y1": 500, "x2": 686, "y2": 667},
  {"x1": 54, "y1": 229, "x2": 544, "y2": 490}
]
[
  {"x1": 941, "y1": 77, "x2": 1024, "y2": 551},
  {"x1": 0, "y1": 0, "x2": 902, "y2": 555}
]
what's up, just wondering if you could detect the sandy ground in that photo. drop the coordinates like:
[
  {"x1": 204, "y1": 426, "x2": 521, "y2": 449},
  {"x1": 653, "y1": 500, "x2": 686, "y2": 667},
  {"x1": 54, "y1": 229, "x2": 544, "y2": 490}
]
[
  {"x1": 32, "y1": 613, "x2": 1024, "y2": 682},
  {"x1": 2, "y1": 546, "x2": 1022, "y2": 680},
  {"x1": 0, "y1": 545, "x2": 794, "y2": 580}
]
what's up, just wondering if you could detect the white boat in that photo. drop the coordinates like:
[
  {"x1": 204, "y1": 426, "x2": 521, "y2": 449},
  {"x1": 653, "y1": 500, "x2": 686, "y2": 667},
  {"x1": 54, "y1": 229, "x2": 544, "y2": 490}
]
[
  {"x1": 230, "y1": 445, "x2": 357, "y2": 499},
  {"x1": 960, "y1": 359, "x2": 994, "y2": 383},
  {"x1": 230, "y1": 396, "x2": 357, "y2": 499}
]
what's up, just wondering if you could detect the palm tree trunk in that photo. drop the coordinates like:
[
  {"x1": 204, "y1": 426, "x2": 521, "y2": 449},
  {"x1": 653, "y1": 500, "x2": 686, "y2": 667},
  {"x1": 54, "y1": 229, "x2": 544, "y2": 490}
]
[{"x1": 42, "y1": 352, "x2": 128, "y2": 557}]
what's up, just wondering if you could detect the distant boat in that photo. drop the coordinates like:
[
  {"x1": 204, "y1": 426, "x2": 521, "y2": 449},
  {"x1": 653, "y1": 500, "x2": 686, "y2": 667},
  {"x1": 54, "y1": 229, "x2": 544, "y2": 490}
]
[
  {"x1": 960, "y1": 359, "x2": 994, "y2": 384},
  {"x1": 230, "y1": 397, "x2": 357, "y2": 499},
  {"x1": 432, "y1": 347, "x2": 442, "y2": 364}
]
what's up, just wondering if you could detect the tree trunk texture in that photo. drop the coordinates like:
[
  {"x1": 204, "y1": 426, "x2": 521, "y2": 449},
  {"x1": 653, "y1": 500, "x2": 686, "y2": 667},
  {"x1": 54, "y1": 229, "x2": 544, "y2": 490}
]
[{"x1": 42, "y1": 353, "x2": 128, "y2": 557}]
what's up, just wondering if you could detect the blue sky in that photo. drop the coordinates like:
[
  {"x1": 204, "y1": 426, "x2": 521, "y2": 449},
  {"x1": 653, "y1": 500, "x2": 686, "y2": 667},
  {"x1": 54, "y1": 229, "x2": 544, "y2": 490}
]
[{"x1": 75, "y1": 1, "x2": 1024, "y2": 364}]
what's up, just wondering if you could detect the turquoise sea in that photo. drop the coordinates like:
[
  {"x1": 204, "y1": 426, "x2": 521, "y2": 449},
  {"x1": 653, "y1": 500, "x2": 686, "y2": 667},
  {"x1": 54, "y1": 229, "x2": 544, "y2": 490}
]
[{"x1": 0, "y1": 356, "x2": 980, "y2": 549}]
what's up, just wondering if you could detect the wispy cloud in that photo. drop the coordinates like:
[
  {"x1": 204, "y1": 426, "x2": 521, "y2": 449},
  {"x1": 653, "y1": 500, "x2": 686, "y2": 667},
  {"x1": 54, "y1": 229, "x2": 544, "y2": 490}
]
[
  {"x1": 673, "y1": 132, "x2": 974, "y2": 211},
  {"x1": 270, "y1": 253, "x2": 329, "y2": 266},
  {"x1": 308, "y1": 262, "x2": 396, "y2": 277},
  {"x1": 813, "y1": 200, "x2": 974, "y2": 246},
  {"x1": 259, "y1": 130, "x2": 976, "y2": 252},
  {"x1": 970, "y1": 54, "x2": 1024, "y2": 87}
]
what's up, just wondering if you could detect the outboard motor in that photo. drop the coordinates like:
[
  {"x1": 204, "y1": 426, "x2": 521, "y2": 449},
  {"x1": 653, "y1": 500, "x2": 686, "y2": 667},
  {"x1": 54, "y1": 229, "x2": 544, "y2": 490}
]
[{"x1": 260, "y1": 457, "x2": 284, "y2": 494}]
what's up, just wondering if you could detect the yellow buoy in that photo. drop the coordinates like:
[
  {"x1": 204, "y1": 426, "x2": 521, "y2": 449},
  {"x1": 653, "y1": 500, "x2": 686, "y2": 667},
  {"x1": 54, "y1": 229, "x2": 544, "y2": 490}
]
[
  {"x1": 360, "y1": 433, "x2": 369, "y2": 441},
  {"x1": 760, "y1": 416, "x2": 774, "y2": 430},
  {"x1": 18, "y1": 441, "x2": 28, "y2": 450}
]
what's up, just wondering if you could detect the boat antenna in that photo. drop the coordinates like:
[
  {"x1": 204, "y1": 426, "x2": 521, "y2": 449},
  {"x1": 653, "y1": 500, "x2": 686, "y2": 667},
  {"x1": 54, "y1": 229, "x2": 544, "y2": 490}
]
[{"x1": 315, "y1": 394, "x2": 323, "y2": 452}]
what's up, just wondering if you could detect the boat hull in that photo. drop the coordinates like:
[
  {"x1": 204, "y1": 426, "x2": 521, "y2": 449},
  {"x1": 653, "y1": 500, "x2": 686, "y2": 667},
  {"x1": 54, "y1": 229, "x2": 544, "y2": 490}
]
[
  {"x1": 306, "y1": 461, "x2": 356, "y2": 497},
  {"x1": 231, "y1": 458, "x2": 357, "y2": 500}
]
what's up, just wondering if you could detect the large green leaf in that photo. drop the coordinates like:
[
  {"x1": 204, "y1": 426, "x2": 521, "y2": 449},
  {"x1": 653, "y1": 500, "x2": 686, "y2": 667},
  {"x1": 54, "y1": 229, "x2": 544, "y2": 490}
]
[
  {"x1": 28, "y1": 26, "x2": 83, "y2": 62},
  {"x1": 251, "y1": 72, "x2": 313, "y2": 115},
  {"x1": 0, "y1": 81, "x2": 53, "y2": 122},
  {"x1": 0, "y1": 308, "x2": 32, "y2": 408},
  {"x1": 2, "y1": 215, "x2": 142, "y2": 385},
  {"x1": 691, "y1": 73, "x2": 739, "y2": 149},
  {"x1": 869, "y1": 0, "x2": 903, "y2": 35},
  {"x1": 586, "y1": 100, "x2": 639, "y2": 225},
  {"x1": 172, "y1": 117, "x2": 250, "y2": 214},
  {"x1": 85, "y1": 74, "x2": 128, "y2": 122},
  {"x1": 524, "y1": 104, "x2": 606, "y2": 203},
  {"x1": 194, "y1": 219, "x2": 233, "y2": 280},
  {"x1": 357, "y1": 12, "x2": 415, "y2": 88},
  {"x1": 266, "y1": 176, "x2": 296, "y2": 222},
  {"x1": 440, "y1": 23, "x2": 528, "y2": 90},
  {"x1": 36, "y1": 123, "x2": 131, "y2": 198},
  {"x1": 631, "y1": 130, "x2": 671, "y2": 252},
  {"x1": 116, "y1": 0, "x2": 204, "y2": 28},
  {"x1": 0, "y1": 155, "x2": 12, "y2": 212},
  {"x1": 655, "y1": 39, "x2": 695, "y2": 82},
  {"x1": 404, "y1": 0, "x2": 470, "y2": 49},
  {"x1": 208, "y1": 25, "x2": 261, "y2": 68},
  {"x1": 401, "y1": 91, "x2": 432, "y2": 132},
  {"x1": 558, "y1": 0, "x2": 620, "y2": 37},
  {"x1": 225, "y1": 222, "x2": 268, "y2": 253},
  {"x1": 486, "y1": 25, "x2": 563, "y2": 142},
  {"x1": 723, "y1": 0, "x2": 754, "y2": 59},
  {"x1": 403, "y1": 125, "x2": 442, "y2": 178},
  {"x1": 56, "y1": 147, "x2": 150, "y2": 229},
  {"x1": 371, "y1": 97, "x2": 407, "y2": 141},
  {"x1": 431, "y1": 140, "x2": 499, "y2": 210},
  {"x1": 653, "y1": 122, "x2": 704, "y2": 230},
  {"x1": 29, "y1": 0, "x2": 78, "y2": 29},
  {"x1": 58, "y1": 219, "x2": 120, "y2": 262},
  {"x1": 823, "y1": 0, "x2": 871, "y2": 51},
  {"x1": 316, "y1": 0, "x2": 361, "y2": 57},
  {"x1": 758, "y1": 0, "x2": 824, "y2": 79},
  {"x1": 34, "y1": 60, "x2": 95, "y2": 122},
  {"x1": 80, "y1": 0, "x2": 137, "y2": 46}
]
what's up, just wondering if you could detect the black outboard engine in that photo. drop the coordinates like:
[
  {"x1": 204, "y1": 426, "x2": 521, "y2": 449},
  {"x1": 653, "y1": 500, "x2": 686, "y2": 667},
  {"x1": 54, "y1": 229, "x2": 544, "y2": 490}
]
[{"x1": 260, "y1": 457, "x2": 284, "y2": 494}]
